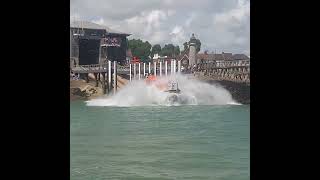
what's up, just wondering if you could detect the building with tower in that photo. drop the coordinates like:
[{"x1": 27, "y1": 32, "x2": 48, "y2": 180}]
[
  {"x1": 188, "y1": 33, "x2": 197, "y2": 66},
  {"x1": 177, "y1": 34, "x2": 249, "y2": 71}
]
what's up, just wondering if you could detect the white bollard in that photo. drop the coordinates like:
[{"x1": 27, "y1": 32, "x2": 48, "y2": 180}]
[
  {"x1": 154, "y1": 62, "x2": 157, "y2": 76},
  {"x1": 138, "y1": 63, "x2": 141, "y2": 80},
  {"x1": 129, "y1": 63, "x2": 132, "y2": 81},
  {"x1": 165, "y1": 61, "x2": 168, "y2": 76},
  {"x1": 133, "y1": 63, "x2": 136, "y2": 80},
  {"x1": 113, "y1": 61, "x2": 117, "y2": 94},
  {"x1": 173, "y1": 60, "x2": 176, "y2": 75},
  {"x1": 171, "y1": 60, "x2": 173, "y2": 75},
  {"x1": 108, "y1": 60, "x2": 111, "y2": 91},
  {"x1": 159, "y1": 62, "x2": 162, "y2": 77},
  {"x1": 148, "y1": 62, "x2": 151, "y2": 74},
  {"x1": 143, "y1": 63, "x2": 146, "y2": 77},
  {"x1": 178, "y1": 60, "x2": 181, "y2": 74}
]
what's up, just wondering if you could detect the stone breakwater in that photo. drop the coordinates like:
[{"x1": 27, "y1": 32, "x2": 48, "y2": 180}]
[
  {"x1": 70, "y1": 74, "x2": 129, "y2": 101},
  {"x1": 70, "y1": 80, "x2": 103, "y2": 101},
  {"x1": 205, "y1": 80, "x2": 250, "y2": 104},
  {"x1": 194, "y1": 72, "x2": 250, "y2": 104}
]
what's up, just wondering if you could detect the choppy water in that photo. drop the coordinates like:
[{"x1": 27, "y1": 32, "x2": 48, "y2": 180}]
[
  {"x1": 86, "y1": 75, "x2": 239, "y2": 107},
  {"x1": 71, "y1": 101, "x2": 250, "y2": 180}
]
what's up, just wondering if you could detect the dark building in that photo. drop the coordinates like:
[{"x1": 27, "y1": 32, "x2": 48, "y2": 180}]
[{"x1": 70, "y1": 21, "x2": 131, "y2": 66}]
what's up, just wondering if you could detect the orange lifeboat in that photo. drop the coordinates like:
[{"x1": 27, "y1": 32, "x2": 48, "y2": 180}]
[
  {"x1": 145, "y1": 75, "x2": 168, "y2": 91},
  {"x1": 145, "y1": 74, "x2": 156, "y2": 85}
]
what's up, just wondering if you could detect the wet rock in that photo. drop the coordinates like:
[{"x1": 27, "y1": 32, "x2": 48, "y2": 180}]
[
  {"x1": 207, "y1": 80, "x2": 250, "y2": 104},
  {"x1": 70, "y1": 88, "x2": 87, "y2": 100}
]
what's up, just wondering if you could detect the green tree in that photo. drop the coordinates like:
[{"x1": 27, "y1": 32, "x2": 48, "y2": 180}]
[
  {"x1": 128, "y1": 39, "x2": 152, "y2": 62},
  {"x1": 161, "y1": 44, "x2": 175, "y2": 57},
  {"x1": 195, "y1": 39, "x2": 201, "y2": 53},
  {"x1": 151, "y1": 44, "x2": 161, "y2": 58},
  {"x1": 174, "y1": 46, "x2": 180, "y2": 57}
]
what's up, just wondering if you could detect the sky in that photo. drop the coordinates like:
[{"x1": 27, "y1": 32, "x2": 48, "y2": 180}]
[{"x1": 71, "y1": 0, "x2": 250, "y2": 55}]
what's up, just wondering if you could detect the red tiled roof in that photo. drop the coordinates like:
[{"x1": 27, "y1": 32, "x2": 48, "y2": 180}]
[
  {"x1": 232, "y1": 54, "x2": 249, "y2": 60},
  {"x1": 197, "y1": 52, "x2": 234, "y2": 61}
]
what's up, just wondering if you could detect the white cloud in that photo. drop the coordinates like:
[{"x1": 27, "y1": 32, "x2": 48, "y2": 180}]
[
  {"x1": 164, "y1": 0, "x2": 174, "y2": 5},
  {"x1": 170, "y1": 26, "x2": 183, "y2": 35},
  {"x1": 149, "y1": 31, "x2": 167, "y2": 44},
  {"x1": 122, "y1": 9, "x2": 181, "y2": 45},
  {"x1": 92, "y1": 17, "x2": 104, "y2": 25},
  {"x1": 213, "y1": 0, "x2": 250, "y2": 26},
  {"x1": 210, "y1": 0, "x2": 250, "y2": 53},
  {"x1": 124, "y1": 10, "x2": 168, "y2": 37},
  {"x1": 71, "y1": 0, "x2": 250, "y2": 55},
  {"x1": 184, "y1": 13, "x2": 196, "y2": 27},
  {"x1": 169, "y1": 26, "x2": 186, "y2": 48},
  {"x1": 167, "y1": 10, "x2": 176, "y2": 16},
  {"x1": 70, "y1": 13, "x2": 81, "y2": 23}
]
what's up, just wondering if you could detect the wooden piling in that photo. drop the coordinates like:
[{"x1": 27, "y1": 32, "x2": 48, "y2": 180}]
[
  {"x1": 102, "y1": 73, "x2": 106, "y2": 94},
  {"x1": 94, "y1": 73, "x2": 98, "y2": 87},
  {"x1": 85, "y1": 73, "x2": 89, "y2": 83}
]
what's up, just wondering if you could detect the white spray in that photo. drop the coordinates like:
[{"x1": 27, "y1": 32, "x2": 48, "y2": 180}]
[{"x1": 86, "y1": 74, "x2": 240, "y2": 107}]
